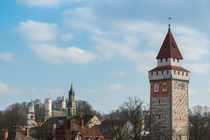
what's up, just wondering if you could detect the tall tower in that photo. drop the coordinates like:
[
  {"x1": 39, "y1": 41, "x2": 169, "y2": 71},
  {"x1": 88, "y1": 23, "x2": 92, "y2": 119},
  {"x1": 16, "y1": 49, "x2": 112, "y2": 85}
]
[
  {"x1": 61, "y1": 96, "x2": 66, "y2": 109},
  {"x1": 27, "y1": 102, "x2": 35, "y2": 129},
  {"x1": 67, "y1": 84, "x2": 76, "y2": 119},
  {"x1": 148, "y1": 26, "x2": 190, "y2": 140},
  {"x1": 44, "y1": 98, "x2": 52, "y2": 121}
]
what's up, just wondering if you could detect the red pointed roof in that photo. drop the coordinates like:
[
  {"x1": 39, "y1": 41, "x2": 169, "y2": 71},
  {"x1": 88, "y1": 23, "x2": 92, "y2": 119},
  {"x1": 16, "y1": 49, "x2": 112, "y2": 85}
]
[{"x1": 156, "y1": 28, "x2": 183, "y2": 59}]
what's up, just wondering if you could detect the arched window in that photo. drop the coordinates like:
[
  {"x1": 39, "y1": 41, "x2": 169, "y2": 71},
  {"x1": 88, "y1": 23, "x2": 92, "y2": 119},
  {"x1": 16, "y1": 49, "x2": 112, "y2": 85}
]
[
  {"x1": 76, "y1": 135, "x2": 82, "y2": 140},
  {"x1": 154, "y1": 84, "x2": 159, "y2": 92}
]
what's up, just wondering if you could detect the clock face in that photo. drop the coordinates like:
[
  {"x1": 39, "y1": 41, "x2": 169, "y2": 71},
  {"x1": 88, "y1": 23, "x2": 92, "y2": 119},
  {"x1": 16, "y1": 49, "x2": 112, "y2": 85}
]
[{"x1": 154, "y1": 84, "x2": 159, "y2": 92}]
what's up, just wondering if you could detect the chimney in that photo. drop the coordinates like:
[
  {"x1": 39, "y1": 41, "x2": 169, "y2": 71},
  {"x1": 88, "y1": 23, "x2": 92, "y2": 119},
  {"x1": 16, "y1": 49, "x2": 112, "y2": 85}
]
[
  {"x1": 52, "y1": 123, "x2": 56, "y2": 136},
  {"x1": 4, "y1": 131, "x2": 8, "y2": 140}
]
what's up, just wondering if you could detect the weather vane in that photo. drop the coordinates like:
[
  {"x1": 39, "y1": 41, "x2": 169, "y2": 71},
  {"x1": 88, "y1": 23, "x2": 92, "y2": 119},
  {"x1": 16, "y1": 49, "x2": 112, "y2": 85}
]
[{"x1": 168, "y1": 17, "x2": 172, "y2": 31}]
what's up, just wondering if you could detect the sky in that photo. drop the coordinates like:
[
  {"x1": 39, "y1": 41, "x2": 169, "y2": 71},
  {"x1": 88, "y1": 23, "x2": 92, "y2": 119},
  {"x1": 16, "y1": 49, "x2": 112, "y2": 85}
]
[{"x1": 1, "y1": 0, "x2": 210, "y2": 113}]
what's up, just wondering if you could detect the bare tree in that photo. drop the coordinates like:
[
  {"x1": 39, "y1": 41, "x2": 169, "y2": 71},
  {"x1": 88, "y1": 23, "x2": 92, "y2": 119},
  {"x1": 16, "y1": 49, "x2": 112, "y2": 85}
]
[
  {"x1": 103, "y1": 110, "x2": 132, "y2": 140},
  {"x1": 189, "y1": 105, "x2": 210, "y2": 140},
  {"x1": 76, "y1": 100, "x2": 94, "y2": 115},
  {"x1": 119, "y1": 96, "x2": 149, "y2": 140}
]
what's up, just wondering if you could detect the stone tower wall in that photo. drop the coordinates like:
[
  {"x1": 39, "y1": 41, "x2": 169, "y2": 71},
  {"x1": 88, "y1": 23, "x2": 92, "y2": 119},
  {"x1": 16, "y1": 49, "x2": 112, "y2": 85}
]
[
  {"x1": 44, "y1": 98, "x2": 52, "y2": 121},
  {"x1": 171, "y1": 80, "x2": 189, "y2": 140},
  {"x1": 27, "y1": 103, "x2": 35, "y2": 129}
]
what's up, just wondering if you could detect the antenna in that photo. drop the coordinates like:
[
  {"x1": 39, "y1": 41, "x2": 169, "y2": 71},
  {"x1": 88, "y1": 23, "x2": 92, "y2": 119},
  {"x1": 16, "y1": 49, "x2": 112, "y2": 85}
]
[{"x1": 168, "y1": 17, "x2": 172, "y2": 32}]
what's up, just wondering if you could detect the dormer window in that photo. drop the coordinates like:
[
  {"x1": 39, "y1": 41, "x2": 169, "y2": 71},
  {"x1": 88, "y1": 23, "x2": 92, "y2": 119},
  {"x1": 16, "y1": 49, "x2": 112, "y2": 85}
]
[
  {"x1": 177, "y1": 59, "x2": 179, "y2": 63},
  {"x1": 172, "y1": 43, "x2": 176, "y2": 50}
]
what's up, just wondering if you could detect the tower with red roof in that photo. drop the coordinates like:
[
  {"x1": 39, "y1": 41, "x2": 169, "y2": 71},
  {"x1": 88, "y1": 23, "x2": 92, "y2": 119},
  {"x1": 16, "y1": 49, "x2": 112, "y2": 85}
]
[{"x1": 148, "y1": 26, "x2": 190, "y2": 140}]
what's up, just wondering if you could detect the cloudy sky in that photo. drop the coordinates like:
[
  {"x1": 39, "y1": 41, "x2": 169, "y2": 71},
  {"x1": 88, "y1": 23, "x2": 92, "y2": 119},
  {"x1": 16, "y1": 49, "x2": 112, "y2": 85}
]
[{"x1": 1, "y1": 0, "x2": 210, "y2": 113}]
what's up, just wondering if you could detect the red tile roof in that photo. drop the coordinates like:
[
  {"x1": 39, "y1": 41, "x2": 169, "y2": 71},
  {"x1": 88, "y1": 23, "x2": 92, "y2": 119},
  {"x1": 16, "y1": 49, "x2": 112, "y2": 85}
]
[
  {"x1": 149, "y1": 65, "x2": 189, "y2": 72},
  {"x1": 48, "y1": 119, "x2": 104, "y2": 140},
  {"x1": 156, "y1": 30, "x2": 183, "y2": 59}
]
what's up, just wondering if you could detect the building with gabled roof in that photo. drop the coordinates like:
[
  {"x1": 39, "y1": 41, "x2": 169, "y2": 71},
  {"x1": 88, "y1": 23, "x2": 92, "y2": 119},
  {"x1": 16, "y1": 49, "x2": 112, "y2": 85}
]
[{"x1": 47, "y1": 119, "x2": 104, "y2": 140}]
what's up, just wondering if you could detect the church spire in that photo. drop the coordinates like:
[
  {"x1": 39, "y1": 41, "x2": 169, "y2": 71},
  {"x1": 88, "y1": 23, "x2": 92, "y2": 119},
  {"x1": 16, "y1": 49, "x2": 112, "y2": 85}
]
[
  {"x1": 69, "y1": 83, "x2": 75, "y2": 95},
  {"x1": 67, "y1": 83, "x2": 76, "y2": 119},
  {"x1": 156, "y1": 26, "x2": 183, "y2": 60}
]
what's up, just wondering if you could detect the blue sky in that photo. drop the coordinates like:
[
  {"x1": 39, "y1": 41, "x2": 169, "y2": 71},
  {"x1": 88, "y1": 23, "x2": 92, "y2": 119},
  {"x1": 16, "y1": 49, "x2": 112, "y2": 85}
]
[{"x1": 1, "y1": 0, "x2": 210, "y2": 113}]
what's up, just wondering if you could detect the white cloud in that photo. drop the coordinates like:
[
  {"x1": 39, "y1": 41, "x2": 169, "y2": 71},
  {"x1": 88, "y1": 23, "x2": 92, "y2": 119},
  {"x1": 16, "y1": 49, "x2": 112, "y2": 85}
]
[
  {"x1": 184, "y1": 63, "x2": 210, "y2": 74},
  {"x1": 29, "y1": 44, "x2": 96, "y2": 64},
  {"x1": 174, "y1": 26, "x2": 210, "y2": 61},
  {"x1": 0, "y1": 82, "x2": 38, "y2": 95},
  {"x1": 60, "y1": 33, "x2": 74, "y2": 41},
  {"x1": 15, "y1": 20, "x2": 58, "y2": 42},
  {"x1": 63, "y1": 6, "x2": 210, "y2": 74},
  {"x1": 0, "y1": 53, "x2": 16, "y2": 62},
  {"x1": 17, "y1": 0, "x2": 88, "y2": 7},
  {"x1": 111, "y1": 71, "x2": 126, "y2": 76},
  {"x1": 103, "y1": 84, "x2": 124, "y2": 91}
]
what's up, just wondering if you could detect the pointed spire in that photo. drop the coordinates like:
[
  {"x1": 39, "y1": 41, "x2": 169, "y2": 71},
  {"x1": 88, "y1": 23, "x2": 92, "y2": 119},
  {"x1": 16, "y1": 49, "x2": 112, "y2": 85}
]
[
  {"x1": 69, "y1": 83, "x2": 75, "y2": 95},
  {"x1": 156, "y1": 26, "x2": 183, "y2": 59}
]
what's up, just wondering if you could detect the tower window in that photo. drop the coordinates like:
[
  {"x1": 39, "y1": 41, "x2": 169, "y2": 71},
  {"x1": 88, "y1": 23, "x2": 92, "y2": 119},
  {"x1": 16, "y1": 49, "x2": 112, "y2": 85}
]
[
  {"x1": 154, "y1": 84, "x2": 159, "y2": 92},
  {"x1": 172, "y1": 43, "x2": 176, "y2": 50},
  {"x1": 158, "y1": 114, "x2": 161, "y2": 120}
]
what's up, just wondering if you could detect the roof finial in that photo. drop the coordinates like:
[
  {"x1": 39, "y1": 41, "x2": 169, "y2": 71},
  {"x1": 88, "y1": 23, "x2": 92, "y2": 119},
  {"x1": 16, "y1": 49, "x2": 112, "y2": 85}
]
[
  {"x1": 168, "y1": 17, "x2": 171, "y2": 32},
  {"x1": 70, "y1": 81, "x2": 73, "y2": 89}
]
